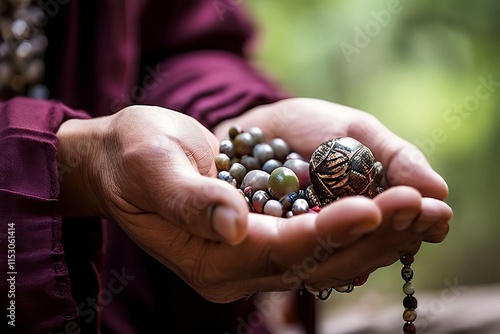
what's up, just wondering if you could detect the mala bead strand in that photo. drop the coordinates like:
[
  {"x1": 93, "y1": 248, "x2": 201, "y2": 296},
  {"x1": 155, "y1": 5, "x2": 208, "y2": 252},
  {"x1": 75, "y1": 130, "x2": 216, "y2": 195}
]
[{"x1": 401, "y1": 253, "x2": 417, "y2": 334}]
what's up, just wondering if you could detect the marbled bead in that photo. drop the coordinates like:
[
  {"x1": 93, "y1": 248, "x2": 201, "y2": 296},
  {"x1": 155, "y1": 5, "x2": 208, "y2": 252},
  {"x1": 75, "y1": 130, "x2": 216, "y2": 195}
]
[
  {"x1": 403, "y1": 322, "x2": 416, "y2": 334},
  {"x1": 253, "y1": 143, "x2": 274, "y2": 165},
  {"x1": 229, "y1": 163, "x2": 247, "y2": 185},
  {"x1": 400, "y1": 253, "x2": 414, "y2": 266},
  {"x1": 217, "y1": 171, "x2": 233, "y2": 182},
  {"x1": 241, "y1": 170, "x2": 270, "y2": 193},
  {"x1": 268, "y1": 167, "x2": 299, "y2": 199},
  {"x1": 263, "y1": 199, "x2": 284, "y2": 217},
  {"x1": 252, "y1": 190, "x2": 270, "y2": 214},
  {"x1": 403, "y1": 309, "x2": 417, "y2": 322},
  {"x1": 403, "y1": 282, "x2": 415, "y2": 295},
  {"x1": 279, "y1": 192, "x2": 298, "y2": 210},
  {"x1": 240, "y1": 155, "x2": 260, "y2": 171},
  {"x1": 219, "y1": 139, "x2": 234, "y2": 158},
  {"x1": 228, "y1": 125, "x2": 242, "y2": 140},
  {"x1": 262, "y1": 159, "x2": 282, "y2": 174},
  {"x1": 269, "y1": 138, "x2": 290, "y2": 162},
  {"x1": 233, "y1": 133, "x2": 255, "y2": 157},
  {"x1": 248, "y1": 127, "x2": 265, "y2": 144},
  {"x1": 401, "y1": 267, "x2": 414, "y2": 281},
  {"x1": 215, "y1": 153, "x2": 230, "y2": 171},
  {"x1": 285, "y1": 211, "x2": 294, "y2": 218},
  {"x1": 291, "y1": 198, "x2": 309, "y2": 215},
  {"x1": 283, "y1": 159, "x2": 311, "y2": 190},
  {"x1": 403, "y1": 296, "x2": 418, "y2": 309}
]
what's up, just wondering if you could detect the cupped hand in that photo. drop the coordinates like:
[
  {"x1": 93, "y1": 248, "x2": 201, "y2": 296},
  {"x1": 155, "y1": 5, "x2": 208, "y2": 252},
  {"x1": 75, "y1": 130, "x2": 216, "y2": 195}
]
[
  {"x1": 214, "y1": 97, "x2": 449, "y2": 200},
  {"x1": 56, "y1": 106, "x2": 249, "y2": 245}
]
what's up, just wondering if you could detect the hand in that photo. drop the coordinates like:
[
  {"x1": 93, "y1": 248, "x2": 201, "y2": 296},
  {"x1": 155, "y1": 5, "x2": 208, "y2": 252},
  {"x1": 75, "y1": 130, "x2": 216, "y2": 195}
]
[
  {"x1": 56, "y1": 106, "x2": 249, "y2": 245},
  {"x1": 213, "y1": 97, "x2": 451, "y2": 242}
]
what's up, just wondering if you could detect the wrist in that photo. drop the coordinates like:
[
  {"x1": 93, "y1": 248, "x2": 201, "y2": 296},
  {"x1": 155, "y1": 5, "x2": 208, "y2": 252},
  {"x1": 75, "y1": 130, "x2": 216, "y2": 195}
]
[{"x1": 56, "y1": 116, "x2": 111, "y2": 218}]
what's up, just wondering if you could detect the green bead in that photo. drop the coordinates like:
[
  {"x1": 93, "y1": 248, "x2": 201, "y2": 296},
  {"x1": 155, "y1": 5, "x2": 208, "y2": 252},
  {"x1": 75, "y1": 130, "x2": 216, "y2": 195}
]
[
  {"x1": 215, "y1": 153, "x2": 230, "y2": 171},
  {"x1": 403, "y1": 282, "x2": 415, "y2": 295},
  {"x1": 233, "y1": 133, "x2": 255, "y2": 157},
  {"x1": 229, "y1": 163, "x2": 246, "y2": 185},
  {"x1": 268, "y1": 167, "x2": 300, "y2": 199},
  {"x1": 228, "y1": 125, "x2": 242, "y2": 140},
  {"x1": 248, "y1": 127, "x2": 265, "y2": 144}
]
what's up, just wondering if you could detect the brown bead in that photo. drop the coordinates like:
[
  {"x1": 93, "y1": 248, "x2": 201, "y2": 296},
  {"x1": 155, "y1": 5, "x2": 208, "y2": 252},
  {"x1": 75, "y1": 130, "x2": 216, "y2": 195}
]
[
  {"x1": 403, "y1": 309, "x2": 417, "y2": 322},
  {"x1": 403, "y1": 322, "x2": 416, "y2": 334},
  {"x1": 400, "y1": 253, "x2": 414, "y2": 266},
  {"x1": 403, "y1": 296, "x2": 418, "y2": 309}
]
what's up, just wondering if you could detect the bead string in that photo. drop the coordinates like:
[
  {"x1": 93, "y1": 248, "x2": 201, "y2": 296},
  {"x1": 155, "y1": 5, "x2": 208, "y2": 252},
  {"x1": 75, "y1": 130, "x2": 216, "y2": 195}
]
[{"x1": 401, "y1": 252, "x2": 417, "y2": 334}]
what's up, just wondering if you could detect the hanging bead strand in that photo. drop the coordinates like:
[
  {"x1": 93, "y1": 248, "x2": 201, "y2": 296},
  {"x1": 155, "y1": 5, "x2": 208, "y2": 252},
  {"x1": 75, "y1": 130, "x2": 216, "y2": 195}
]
[{"x1": 401, "y1": 252, "x2": 417, "y2": 334}]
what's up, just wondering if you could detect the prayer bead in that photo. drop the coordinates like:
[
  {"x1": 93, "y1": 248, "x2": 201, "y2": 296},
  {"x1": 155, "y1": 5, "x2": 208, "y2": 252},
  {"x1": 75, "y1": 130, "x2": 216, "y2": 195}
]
[
  {"x1": 291, "y1": 198, "x2": 309, "y2": 215},
  {"x1": 403, "y1": 322, "x2": 416, "y2": 334},
  {"x1": 269, "y1": 138, "x2": 290, "y2": 162},
  {"x1": 262, "y1": 159, "x2": 282, "y2": 174},
  {"x1": 263, "y1": 199, "x2": 283, "y2": 217},
  {"x1": 401, "y1": 267, "x2": 414, "y2": 281},
  {"x1": 403, "y1": 282, "x2": 415, "y2": 295},
  {"x1": 283, "y1": 159, "x2": 311, "y2": 190},
  {"x1": 400, "y1": 253, "x2": 414, "y2": 266},
  {"x1": 403, "y1": 309, "x2": 417, "y2": 322},
  {"x1": 215, "y1": 153, "x2": 230, "y2": 171},
  {"x1": 268, "y1": 167, "x2": 299, "y2": 199},
  {"x1": 403, "y1": 296, "x2": 418, "y2": 309},
  {"x1": 253, "y1": 143, "x2": 274, "y2": 165},
  {"x1": 233, "y1": 133, "x2": 255, "y2": 157}
]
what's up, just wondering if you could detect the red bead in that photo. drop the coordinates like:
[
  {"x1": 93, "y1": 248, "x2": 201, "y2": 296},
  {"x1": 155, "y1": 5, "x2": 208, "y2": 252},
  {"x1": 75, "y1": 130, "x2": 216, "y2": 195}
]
[
  {"x1": 403, "y1": 322, "x2": 416, "y2": 334},
  {"x1": 400, "y1": 253, "x2": 414, "y2": 266},
  {"x1": 311, "y1": 206, "x2": 321, "y2": 213}
]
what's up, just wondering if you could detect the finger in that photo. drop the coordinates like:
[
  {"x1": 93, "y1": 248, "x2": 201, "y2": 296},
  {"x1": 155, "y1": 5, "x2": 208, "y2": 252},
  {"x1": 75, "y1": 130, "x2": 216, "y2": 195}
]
[
  {"x1": 421, "y1": 199, "x2": 452, "y2": 243},
  {"x1": 374, "y1": 186, "x2": 422, "y2": 232},
  {"x1": 155, "y1": 160, "x2": 250, "y2": 245},
  {"x1": 413, "y1": 197, "x2": 453, "y2": 234},
  {"x1": 347, "y1": 113, "x2": 449, "y2": 200},
  {"x1": 271, "y1": 196, "x2": 382, "y2": 266},
  {"x1": 307, "y1": 186, "x2": 422, "y2": 289}
]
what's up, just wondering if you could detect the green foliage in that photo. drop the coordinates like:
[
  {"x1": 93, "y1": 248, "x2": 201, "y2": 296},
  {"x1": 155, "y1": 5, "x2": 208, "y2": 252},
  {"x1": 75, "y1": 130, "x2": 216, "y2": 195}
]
[{"x1": 246, "y1": 0, "x2": 500, "y2": 298}]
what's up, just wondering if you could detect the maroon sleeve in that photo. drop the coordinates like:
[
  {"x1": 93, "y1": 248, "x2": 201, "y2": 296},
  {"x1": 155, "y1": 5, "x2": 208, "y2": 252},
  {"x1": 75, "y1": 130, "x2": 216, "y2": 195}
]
[
  {"x1": 0, "y1": 97, "x2": 90, "y2": 333},
  {"x1": 138, "y1": 1, "x2": 288, "y2": 129}
]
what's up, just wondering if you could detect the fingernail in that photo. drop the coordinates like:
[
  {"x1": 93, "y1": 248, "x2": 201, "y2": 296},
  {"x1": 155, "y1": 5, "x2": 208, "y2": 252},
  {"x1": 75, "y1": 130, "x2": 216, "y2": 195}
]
[
  {"x1": 212, "y1": 206, "x2": 241, "y2": 243},
  {"x1": 392, "y1": 210, "x2": 417, "y2": 231}
]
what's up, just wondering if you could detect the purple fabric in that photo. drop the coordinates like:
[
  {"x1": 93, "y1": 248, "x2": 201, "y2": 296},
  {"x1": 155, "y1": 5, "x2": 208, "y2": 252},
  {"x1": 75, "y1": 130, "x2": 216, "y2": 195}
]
[
  {"x1": 0, "y1": 1, "x2": 315, "y2": 333},
  {"x1": 0, "y1": 98, "x2": 90, "y2": 333}
]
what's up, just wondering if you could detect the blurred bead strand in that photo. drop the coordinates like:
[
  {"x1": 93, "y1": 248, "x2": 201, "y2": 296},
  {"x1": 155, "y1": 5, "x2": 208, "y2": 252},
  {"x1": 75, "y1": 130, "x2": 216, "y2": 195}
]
[
  {"x1": 401, "y1": 253, "x2": 417, "y2": 334},
  {"x1": 0, "y1": 0, "x2": 49, "y2": 99}
]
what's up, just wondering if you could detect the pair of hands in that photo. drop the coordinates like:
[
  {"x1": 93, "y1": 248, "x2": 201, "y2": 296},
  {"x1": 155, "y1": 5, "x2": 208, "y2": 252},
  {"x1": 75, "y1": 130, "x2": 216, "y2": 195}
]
[{"x1": 56, "y1": 98, "x2": 452, "y2": 302}]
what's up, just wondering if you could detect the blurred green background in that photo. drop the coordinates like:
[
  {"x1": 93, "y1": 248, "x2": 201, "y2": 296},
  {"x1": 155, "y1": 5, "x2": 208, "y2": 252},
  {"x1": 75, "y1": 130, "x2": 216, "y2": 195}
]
[{"x1": 246, "y1": 0, "x2": 500, "y2": 324}]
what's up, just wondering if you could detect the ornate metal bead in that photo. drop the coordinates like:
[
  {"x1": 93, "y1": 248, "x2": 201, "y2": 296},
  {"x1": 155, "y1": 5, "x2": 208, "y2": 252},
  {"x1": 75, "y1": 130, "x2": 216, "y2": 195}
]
[{"x1": 309, "y1": 137, "x2": 384, "y2": 207}]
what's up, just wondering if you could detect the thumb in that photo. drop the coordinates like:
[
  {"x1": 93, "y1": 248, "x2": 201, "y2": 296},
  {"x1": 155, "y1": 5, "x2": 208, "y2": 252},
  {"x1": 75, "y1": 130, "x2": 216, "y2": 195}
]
[{"x1": 157, "y1": 167, "x2": 249, "y2": 245}]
